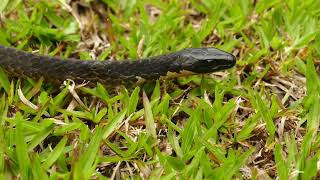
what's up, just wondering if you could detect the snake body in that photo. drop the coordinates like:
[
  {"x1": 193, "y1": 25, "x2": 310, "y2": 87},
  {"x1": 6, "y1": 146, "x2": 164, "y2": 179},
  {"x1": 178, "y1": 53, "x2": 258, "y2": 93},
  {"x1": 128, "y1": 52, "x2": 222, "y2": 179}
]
[{"x1": 0, "y1": 45, "x2": 235, "y2": 86}]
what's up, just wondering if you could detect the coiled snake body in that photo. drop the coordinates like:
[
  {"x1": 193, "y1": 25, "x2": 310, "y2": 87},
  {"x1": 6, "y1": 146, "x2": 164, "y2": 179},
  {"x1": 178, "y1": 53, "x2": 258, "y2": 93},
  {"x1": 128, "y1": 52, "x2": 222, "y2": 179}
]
[{"x1": 0, "y1": 45, "x2": 236, "y2": 86}]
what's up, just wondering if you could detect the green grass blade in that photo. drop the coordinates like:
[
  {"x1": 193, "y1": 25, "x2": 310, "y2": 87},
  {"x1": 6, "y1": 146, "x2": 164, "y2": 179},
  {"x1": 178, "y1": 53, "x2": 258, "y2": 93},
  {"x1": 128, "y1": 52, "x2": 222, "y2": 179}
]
[
  {"x1": 274, "y1": 143, "x2": 289, "y2": 180},
  {"x1": 254, "y1": 92, "x2": 276, "y2": 138},
  {"x1": 15, "y1": 112, "x2": 31, "y2": 179},
  {"x1": 128, "y1": 86, "x2": 140, "y2": 115},
  {"x1": 0, "y1": 68, "x2": 10, "y2": 94},
  {"x1": 73, "y1": 126, "x2": 103, "y2": 179},
  {"x1": 143, "y1": 91, "x2": 157, "y2": 140},
  {"x1": 102, "y1": 109, "x2": 126, "y2": 139},
  {"x1": 28, "y1": 123, "x2": 54, "y2": 151},
  {"x1": 42, "y1": 136, "x2": 68, "y2": 169}
]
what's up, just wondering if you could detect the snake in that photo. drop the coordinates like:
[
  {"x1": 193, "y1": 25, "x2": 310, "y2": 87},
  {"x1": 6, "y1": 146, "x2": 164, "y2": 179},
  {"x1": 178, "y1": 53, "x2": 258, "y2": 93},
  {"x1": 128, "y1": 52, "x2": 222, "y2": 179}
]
[{"x1": 0, "y1": 45, "x2": 236, "y2": 86}]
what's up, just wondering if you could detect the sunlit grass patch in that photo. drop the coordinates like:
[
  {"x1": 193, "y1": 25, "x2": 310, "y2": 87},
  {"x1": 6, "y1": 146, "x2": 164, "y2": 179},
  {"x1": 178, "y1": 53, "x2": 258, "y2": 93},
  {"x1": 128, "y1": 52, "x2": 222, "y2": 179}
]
[{"x1": 1, "y1": 0, "x2": 320, "y2": 179}]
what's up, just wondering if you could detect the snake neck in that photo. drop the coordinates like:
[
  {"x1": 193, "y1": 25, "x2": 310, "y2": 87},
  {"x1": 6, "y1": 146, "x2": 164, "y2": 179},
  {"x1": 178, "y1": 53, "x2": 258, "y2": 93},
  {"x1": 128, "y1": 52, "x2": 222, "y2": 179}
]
[{"x1": 122, "y1": 52, "x2": 184, "y2": 79}]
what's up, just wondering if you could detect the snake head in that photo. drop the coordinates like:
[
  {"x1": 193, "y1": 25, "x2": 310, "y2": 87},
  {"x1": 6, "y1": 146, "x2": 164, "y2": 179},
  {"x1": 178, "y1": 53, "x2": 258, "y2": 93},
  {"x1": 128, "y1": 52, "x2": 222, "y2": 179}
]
[{"x1": 178, "y1": 48, "x2": 236, "y2": 73}]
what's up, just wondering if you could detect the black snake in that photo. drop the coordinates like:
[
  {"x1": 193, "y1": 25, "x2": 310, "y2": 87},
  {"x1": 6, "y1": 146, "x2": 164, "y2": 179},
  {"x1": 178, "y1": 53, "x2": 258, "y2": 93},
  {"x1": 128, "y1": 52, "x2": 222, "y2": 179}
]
[{"x1": 0, "y1": 45, "x2": 236, "y2": 86}]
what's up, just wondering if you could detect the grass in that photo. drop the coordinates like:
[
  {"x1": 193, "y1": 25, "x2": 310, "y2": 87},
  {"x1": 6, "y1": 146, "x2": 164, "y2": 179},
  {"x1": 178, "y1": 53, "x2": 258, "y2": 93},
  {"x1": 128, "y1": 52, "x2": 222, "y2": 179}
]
[{"x1": 0, "y1": 0, "x2": 320, "y2": 179}]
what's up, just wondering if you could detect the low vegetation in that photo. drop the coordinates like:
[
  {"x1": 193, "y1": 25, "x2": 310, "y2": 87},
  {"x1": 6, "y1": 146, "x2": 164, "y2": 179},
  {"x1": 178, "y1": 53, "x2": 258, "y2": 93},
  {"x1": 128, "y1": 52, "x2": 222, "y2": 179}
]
[{"x1": 0, "y1": 0, "x2": 319, "y2": 179}]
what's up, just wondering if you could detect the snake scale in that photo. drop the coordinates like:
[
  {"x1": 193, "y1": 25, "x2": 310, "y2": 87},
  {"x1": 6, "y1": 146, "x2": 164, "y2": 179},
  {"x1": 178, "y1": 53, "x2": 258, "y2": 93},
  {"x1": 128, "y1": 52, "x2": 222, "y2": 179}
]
[{"x1": 0, "y1": 45, "x2": 236, "y2": 86}]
